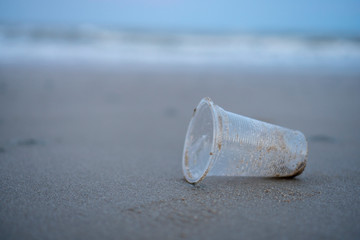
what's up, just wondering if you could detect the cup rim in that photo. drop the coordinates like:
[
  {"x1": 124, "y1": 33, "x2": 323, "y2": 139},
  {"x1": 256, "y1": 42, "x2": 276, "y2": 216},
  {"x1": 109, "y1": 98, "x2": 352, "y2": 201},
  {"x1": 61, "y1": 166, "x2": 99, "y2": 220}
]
[{"x1": 182, "y1": 97, "x2": 222, "y2": 184}]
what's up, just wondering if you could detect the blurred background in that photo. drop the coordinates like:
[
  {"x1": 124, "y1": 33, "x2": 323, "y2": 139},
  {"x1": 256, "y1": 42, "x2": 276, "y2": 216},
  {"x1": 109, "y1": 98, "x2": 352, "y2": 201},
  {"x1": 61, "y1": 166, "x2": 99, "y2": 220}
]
[
  {"x1": 1, "y1": 1, "x2": 360, "y2": 240},
  {"x1": 1, "y1": 0, "x2": 360, "y2": 70}
]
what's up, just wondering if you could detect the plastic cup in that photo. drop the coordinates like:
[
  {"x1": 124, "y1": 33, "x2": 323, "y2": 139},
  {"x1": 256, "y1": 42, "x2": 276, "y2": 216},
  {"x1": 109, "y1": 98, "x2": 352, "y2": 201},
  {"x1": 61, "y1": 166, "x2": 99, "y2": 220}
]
[{"x1": 182, "y1": 97, "x2": 308, "y2": 184}]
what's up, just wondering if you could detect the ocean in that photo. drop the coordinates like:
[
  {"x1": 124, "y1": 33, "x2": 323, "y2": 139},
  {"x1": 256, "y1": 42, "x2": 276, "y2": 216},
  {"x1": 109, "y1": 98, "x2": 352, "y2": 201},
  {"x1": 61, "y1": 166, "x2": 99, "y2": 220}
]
[{"x1": 1, "y1": 24, "x2": 360, "y2": 72}]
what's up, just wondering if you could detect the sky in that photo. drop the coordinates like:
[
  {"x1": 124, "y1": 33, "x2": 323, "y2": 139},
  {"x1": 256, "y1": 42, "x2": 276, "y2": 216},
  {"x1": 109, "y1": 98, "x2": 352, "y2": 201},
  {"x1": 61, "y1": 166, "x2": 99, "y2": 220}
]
[{"x1": 0, "y1": 0, "x2": 359, "y2": 35}]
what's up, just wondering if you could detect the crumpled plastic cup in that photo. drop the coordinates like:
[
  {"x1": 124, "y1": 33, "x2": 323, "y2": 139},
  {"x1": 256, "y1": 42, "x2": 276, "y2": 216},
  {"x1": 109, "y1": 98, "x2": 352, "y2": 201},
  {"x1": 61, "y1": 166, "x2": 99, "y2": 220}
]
[{"x1": 182, "y1": 97, "x2": 308, "y2": 184}]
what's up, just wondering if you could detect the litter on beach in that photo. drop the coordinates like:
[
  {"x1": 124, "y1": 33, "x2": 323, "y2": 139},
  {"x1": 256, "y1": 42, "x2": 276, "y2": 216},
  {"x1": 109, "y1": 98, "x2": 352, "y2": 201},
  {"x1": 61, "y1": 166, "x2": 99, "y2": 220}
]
[{"x1": 182, "y1": 97, "x2": 308, "y2": 184}]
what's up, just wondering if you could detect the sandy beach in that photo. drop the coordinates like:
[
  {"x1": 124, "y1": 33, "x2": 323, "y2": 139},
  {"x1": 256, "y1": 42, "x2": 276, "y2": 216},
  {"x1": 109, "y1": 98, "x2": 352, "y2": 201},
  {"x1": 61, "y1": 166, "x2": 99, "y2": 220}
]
[{"x1": 0, "y1": 62, "x2": 359, "y2": 239}]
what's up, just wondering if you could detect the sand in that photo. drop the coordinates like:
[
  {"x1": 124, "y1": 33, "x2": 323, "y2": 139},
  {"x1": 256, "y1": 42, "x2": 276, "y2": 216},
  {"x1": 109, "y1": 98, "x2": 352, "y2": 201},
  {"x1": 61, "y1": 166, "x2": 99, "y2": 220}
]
[{"x1": 0, "y1": 63, "x2": 359, "y2": 239}]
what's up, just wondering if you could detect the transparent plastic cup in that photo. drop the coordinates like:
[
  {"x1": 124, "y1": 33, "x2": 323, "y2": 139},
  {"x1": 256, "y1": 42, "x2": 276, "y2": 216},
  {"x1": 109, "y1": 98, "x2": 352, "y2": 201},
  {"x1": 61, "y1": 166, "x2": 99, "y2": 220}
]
[{"x1": 182, "y1": 97, "x2": 308, "y2": 184}]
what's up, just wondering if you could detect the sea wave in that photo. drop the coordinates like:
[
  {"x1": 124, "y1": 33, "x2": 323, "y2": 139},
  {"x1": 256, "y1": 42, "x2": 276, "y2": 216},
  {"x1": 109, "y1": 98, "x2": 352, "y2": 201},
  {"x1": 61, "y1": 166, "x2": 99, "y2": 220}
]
[{"x1": 1, "y1": 24, "x2": 360, "y2": 70}]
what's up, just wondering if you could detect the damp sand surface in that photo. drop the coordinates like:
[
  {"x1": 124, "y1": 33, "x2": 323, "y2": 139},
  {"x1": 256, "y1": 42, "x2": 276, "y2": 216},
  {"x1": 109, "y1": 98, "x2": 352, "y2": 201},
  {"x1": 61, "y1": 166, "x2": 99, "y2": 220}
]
[{"x1": 0, "y1": 63, "x2": 360, "y2": 239}]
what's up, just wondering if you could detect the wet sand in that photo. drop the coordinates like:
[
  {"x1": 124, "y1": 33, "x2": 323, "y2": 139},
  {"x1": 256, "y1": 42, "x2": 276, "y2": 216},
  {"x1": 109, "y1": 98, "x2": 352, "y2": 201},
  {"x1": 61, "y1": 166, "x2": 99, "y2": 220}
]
[{"x1": 0, "y1": 63, "x2": 359, "y2": 239}]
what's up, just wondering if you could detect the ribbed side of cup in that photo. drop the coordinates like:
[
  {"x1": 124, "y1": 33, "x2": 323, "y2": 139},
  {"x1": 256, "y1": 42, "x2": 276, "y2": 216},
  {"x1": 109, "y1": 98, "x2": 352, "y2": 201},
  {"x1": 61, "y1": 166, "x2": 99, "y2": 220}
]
[{"x1": 209, "y1": 106, "x2": 308, "y2": 177}]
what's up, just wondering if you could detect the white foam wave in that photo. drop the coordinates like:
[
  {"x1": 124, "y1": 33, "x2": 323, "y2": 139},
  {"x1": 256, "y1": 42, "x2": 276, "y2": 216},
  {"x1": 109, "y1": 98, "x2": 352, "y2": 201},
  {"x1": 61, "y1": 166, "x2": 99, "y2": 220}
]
[{"x1": 1, "y1": 25, "x2": 360, "y2": 70}]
